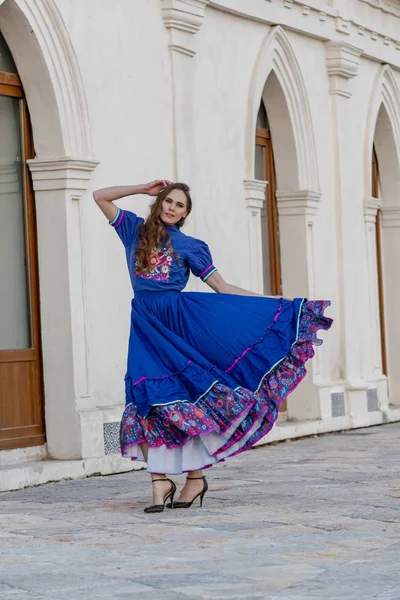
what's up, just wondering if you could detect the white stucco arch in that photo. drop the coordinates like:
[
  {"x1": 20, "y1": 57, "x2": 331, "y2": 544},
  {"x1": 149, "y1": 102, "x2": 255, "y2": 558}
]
[
  {"x1": 0, "y1": 0, "x2": 99, "y2": 459},
  {"x1": 244, "y1": 26, "x2": 322, "y2": 423},
  {"x1": 0, "y1": 0, "x2": 93, "y2": 158},
  {"x1": 364, "y1": 65, "x2": 400, "y2": 206},
  {"x1": 363, "y1": 64, "x2": 400, "y2": 408},
  {"x1": 245, "y1": 25, "x2": 319, "y2": 192}
]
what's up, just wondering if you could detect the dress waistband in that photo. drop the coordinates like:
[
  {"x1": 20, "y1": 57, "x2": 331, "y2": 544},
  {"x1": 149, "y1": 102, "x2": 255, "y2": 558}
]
[{"x1": 134, "y1": 290, "x2": 181, "y2": 300}]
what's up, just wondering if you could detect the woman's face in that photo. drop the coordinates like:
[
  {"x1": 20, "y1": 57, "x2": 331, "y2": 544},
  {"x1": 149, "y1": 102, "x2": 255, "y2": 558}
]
[{"x1": 160, "y1": 189, "x2": 188, "y2": 226}]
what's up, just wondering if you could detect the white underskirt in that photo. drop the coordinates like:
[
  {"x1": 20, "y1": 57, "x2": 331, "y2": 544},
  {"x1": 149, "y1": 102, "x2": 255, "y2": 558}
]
[{"x1": 123, "y1": 404, "x2": 267, "y2": 474}]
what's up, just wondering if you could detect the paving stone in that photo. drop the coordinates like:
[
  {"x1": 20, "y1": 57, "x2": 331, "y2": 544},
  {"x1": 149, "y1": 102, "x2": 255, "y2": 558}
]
[
  {"x1": 129, "y1": 571, "x2": 251, "y2": 589},
  {"x1": 0, "y1": 423, "x2": 400, "y2": 599},
  {"x1": 0, "y1": 593, "x2": 46, "y2": 600},
  {"x1": 0, "y1": 568, "x2": 128, "y2": 595}
]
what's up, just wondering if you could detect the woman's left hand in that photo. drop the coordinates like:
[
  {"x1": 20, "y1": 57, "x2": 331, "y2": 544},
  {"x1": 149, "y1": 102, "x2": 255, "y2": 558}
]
[{"x1": 144, "y1": 180, "x2": 174, "y2": 196}]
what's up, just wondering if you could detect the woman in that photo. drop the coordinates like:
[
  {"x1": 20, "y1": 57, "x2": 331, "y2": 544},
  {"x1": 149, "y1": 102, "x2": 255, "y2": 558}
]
[{"x1": 93, "y1": 180, "x2": 332, "y2": 513}]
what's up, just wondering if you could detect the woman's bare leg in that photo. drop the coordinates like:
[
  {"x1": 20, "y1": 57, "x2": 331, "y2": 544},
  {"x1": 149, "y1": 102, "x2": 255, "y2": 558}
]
[
  {"x1": 139, "y1": 442, "x2": 149, "y2": 462},
  {"x1": 140, "y1": 443, "x2": 173, "y2": 505},
  {"x1": 176, "y1": 469, "x2": 205, "y2": 503},
  {"x1": 149, "y1": 473, "x2": 172, "y2": 505}
]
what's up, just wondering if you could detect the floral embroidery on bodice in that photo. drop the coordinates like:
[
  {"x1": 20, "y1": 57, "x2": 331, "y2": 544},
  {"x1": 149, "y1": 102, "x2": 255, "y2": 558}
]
[{"x1": 135, "y1": 246, "x2": 173, "y2": 281}]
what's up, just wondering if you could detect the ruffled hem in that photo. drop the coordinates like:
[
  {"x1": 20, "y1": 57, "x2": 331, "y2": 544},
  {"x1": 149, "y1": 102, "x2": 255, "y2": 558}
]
[{"x1": 120, "y1": 300, "x2": 332, "y2": 472}]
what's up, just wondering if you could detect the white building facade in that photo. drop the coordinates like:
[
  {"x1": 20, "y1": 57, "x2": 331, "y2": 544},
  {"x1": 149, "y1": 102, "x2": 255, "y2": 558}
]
[{"x1": 1, "y1": 0, "x2": 400, "y2": 491}]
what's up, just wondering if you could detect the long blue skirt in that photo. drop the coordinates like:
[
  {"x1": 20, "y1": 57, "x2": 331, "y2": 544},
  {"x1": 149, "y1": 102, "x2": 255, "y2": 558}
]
[{"x1": 120, "y1": 290, "x2": 332, "y2": 474}]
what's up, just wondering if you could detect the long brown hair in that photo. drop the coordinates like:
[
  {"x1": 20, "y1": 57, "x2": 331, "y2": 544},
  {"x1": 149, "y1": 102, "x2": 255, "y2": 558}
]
[{"x1": 135, "y1": 182, "x2": 192, "y2": 274}]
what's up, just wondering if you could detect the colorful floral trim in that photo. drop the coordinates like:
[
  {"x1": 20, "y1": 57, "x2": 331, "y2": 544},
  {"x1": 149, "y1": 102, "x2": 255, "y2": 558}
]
[
  {"x1": 200, "y1": 265, "x2": 217, "y2": 281},
  {"x1": 109, "y1": 208, "x2": 124, "y2": 228},
  {"x1": 109, "y1": 208, "x2": 120, "y2": 226},
  {"x1": 135, "y1": 246, "x2": 174, "y2": 282},
  {"x1": 121, "y1": 384, "x2": 256, "y2": 451}
]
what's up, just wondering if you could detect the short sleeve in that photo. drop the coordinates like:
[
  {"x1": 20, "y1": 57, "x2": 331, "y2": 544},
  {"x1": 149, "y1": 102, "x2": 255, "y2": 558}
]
[
  {"x1": 187, "y1": 238, "x2": 217, "y2": 282},
  {"x1": 109, "y1": 209, "x2": 144, "y2": 248}
]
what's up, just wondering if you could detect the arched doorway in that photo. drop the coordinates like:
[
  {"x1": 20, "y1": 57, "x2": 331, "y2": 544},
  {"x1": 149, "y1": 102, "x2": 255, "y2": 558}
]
[
  {"x1": 255, "y1": 98, "x2": 282, "y2": 297},
  {"x1": 0, "y1": 31, "x2": 45, "y2": 450},
  {"x1": 365, "y1": 96, "x2": 400, "y2": 405},
  {"x1": 245, "y1": 28, "x2": 322, "y2": 421}
]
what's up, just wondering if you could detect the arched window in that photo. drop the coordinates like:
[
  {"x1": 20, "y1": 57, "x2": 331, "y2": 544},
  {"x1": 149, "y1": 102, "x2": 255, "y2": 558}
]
[
  {"x1": 0, "y1": 31, "x2": 45, "y2": 450},
  {"x1": 371, "y1": 145, "x2": 387, "y2": 376},
  {"x1": 255, "y1": 99, "x2": 281, "y2": 296}
]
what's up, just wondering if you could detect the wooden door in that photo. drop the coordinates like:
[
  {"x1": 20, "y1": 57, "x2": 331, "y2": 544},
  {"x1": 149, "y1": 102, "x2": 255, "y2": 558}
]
[
  {"x1": 255, "y1": 100, "x2": 282, "y2": 296},
  {"x1": 0, "y1": 40, "x2": 45, "y2": 450},
  {"x1": 255, "y1": 100, "x2": 284, "y2": 409},
  {"x1": 372, "y1": 147, "x2": 387, "y2": 376}
]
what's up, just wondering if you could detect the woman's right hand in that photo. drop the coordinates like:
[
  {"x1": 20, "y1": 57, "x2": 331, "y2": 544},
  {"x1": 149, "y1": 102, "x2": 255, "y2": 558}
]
[{"x1": 143, "y1": 180, "x2": 173, "y2": 196}]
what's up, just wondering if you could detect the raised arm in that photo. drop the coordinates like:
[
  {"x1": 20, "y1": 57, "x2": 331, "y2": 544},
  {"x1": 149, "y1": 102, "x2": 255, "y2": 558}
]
[{"x1": 93, "y1": 180, "x2": 173, "y2": 222}]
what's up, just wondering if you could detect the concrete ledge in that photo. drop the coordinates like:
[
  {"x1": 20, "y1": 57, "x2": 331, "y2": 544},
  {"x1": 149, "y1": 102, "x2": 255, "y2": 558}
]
[
  {"x1": 0, "y1": 444, "x2": 47, "y2": 467},
  {"x1": 384, "y1": 406, "x2": 400, "y2": 422},
  {"x1": 0, "y1": 455, "x2": 144, "y2": 493},
  {"x1": 255, "y1": 406, "x2": 397, "y2": 446}
]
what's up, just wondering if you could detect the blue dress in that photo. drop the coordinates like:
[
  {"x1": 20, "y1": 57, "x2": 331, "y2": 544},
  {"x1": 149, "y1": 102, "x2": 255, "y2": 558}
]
[{"x1": 110, "y1": 208, "x2": 333, "y2": 474}]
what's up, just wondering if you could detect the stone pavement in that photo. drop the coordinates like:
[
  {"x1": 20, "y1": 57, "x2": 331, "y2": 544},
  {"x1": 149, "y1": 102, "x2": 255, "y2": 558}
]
[{"x1": 0, "y1": 424, "x2": 400, "y2": 600}]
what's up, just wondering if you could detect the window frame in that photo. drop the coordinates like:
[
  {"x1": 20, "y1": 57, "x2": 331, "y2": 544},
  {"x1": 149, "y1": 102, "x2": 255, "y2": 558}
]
[{"x1": 0, "y1": 71, "x2": 41, "y2": 362}]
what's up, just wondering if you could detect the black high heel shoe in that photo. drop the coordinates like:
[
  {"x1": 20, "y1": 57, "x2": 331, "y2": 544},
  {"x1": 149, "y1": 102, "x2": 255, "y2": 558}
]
[
  {"x1": 168, "y1": 475, "x2": 208, "y2": 509},
  {"x1": 144, "y1": 478, "x2": 176, "y2": 513}
]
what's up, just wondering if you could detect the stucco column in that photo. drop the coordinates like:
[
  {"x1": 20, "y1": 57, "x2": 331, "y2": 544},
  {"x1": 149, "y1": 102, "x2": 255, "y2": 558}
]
[
  {"x1": 363, "y1": 198, "x2": 383, "y2": 378},
  {"x1": 380, "y1": 206, "x2": 400, "y2": 406},
  {"x1": 243, "y1": 179, "x2": 267, "y2": 295},
  {"x1": 28, "y1": 158, "x2": 99, "y2": 459},
  {"x1": 276, "y1": 190, "x2": 323, "y2": 420},
  {"x1": 326, "y1": 42, "x2": 367, "y2": 417},
  {"x1": 161, "y1": 0, "x2": 209, "y2": 187}
]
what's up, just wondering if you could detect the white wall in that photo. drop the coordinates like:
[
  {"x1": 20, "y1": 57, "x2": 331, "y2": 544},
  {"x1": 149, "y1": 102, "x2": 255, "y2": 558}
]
[
  {"x1": 2, "y1": 0, "x2": 400, "y2": 463},
  {"x1": 57, "y1": 0, "x2": 400, "y2": 447},
  {"x1": 54, "y1": 0, "x2": 176, "y2": 412}
]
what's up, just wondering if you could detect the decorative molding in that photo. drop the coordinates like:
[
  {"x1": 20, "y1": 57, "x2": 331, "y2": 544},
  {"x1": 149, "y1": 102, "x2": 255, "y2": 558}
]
[
  {"x1": 161, "y1": 0, "x2": 210, "y2": 56},
  {"x1": 380, "y1": 205, "x2": 400, "y2": 227},
  {"x1": 243, "y1": 179, "x2": 266, "y2": 294},
  {"x1": 275, "y1": 190, "x2": 322, "y2": 216},
  {"x1": 27, "y1": 158, "x2": 99, "y2": 191},
  {"x1": 364, "y1": 196, "x2": 380, "y2": 223},
  {"x1": 246, "y1": 26, "x2": 319, "y2": 192},
  {"x1": 358, "y1": 0, "x2": 400, "y2": 18},
  {"x1": 210, "y1": 1, "x2": 400, "y2": 68},
  {"x1": 337, "y1": 17, "x2": 352, "y2": 35},
  {"x1": 243, "y1": 179, "x2": 267, "y2": 209},
  {"x1": 326, "y1": 42, "x2": 362, "y2": 98}
]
